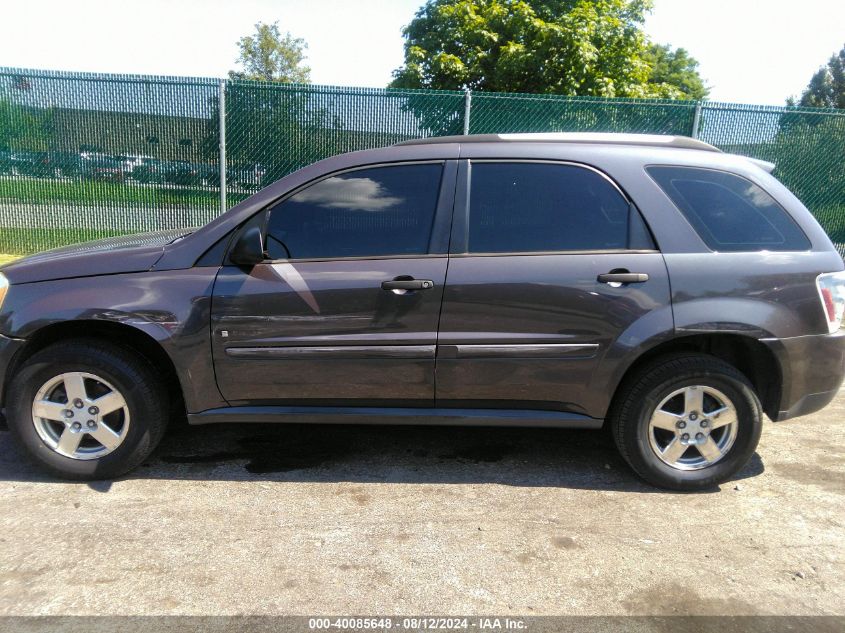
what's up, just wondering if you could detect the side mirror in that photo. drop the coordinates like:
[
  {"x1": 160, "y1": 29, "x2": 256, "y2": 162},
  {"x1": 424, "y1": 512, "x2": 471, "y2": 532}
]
[{"x1": 229, "y1": 225, "x2": 266, "y2": 266}]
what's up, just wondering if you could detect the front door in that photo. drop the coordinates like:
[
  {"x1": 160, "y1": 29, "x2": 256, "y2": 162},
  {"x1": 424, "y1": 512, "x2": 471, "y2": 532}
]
[
  {"x1": 436, "y1": 160, "x2": 672, "y2": 418},
  {"x1": 211, "y1": 161, "x2": 455, "y2": 407}
]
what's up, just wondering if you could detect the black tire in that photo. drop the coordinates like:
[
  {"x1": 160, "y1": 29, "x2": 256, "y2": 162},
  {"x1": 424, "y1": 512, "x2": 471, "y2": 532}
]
[
  {"x1": 609, "y1": 353, "x2": 763, "y2": 491},
  {"x1": 6, "y1": 339, "x2": 169, "y2": 480}
]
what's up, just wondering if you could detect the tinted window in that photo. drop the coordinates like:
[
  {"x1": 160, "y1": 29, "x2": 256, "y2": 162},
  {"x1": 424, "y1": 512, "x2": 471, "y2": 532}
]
[
  {"x1": 468, "y1": 162, "x2": 632, "y2": 253},
  {"x1": 265, "y1": 163, "x2": 442, "y2": 259},
  {"x1": 647, "y1": 166, "x2": 810, "y2": 252}
]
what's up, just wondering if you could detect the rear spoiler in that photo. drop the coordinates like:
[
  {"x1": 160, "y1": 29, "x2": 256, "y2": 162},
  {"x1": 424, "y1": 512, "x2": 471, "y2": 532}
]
[{"x1": 744, "y1": 157, "x2": 776, "y2": 173}]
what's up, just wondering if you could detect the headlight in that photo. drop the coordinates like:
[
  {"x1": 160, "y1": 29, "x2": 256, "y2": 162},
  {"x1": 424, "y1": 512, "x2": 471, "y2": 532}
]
[{"x1": 0, "y1": 273, "x2": 8, "y2": 311}]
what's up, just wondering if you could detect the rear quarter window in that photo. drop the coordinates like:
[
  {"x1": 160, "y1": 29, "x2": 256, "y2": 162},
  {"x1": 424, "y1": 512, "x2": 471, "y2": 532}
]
[{"x1": 647, "y1": 165, "x2": 811, "y2": 252}]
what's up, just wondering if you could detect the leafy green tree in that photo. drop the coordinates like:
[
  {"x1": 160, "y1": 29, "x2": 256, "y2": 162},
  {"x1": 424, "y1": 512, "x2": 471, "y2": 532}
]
[
  {"x1": 220, "y1": 82, "x2": 343, "y2": 180},
  {"x1": 203, "y1": 24, "x2": 341, "y2": 183},
  {"x1": 0, "y1": 98, "x2": 53, "y2": 152},
  {"x1": 643, "y1": 44, "x2": 708, "y2": 100},
  {"x1": 796, "y1": 44, "x2": 845, "y2": 109},
  {"x1": 390, "y1": 0, "x2": 706, "y2": 99},
  {"x1": 229, "y1": 21, "x2": 311, "y2": 83},
  {"x1": 775, "y1": 115, "x2": 845, "y2": 243},
  {"x1": 776, "y1": 53, "x2": 845, "y2": 243}
]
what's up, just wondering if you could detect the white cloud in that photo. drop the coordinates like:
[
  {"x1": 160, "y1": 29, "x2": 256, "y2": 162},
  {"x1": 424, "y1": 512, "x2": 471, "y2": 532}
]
[{"x1": 294, "y1": 176, "x2": 403, "y2": 211}]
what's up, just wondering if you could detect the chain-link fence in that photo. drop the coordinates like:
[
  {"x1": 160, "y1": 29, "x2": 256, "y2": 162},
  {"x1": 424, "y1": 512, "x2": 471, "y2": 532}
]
[{"x1": 1, "y1": 67, "x2": 843, "y2": 256}]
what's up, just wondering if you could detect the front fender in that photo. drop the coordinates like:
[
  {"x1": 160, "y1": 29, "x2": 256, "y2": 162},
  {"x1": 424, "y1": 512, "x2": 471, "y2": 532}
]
[{"x1": 0, "y1": 268, "x2": 225, "y2": 413}]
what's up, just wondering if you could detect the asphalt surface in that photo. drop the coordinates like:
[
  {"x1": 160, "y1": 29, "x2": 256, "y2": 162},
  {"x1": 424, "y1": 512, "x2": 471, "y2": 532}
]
[{"x1": 0, "y1": 389, "x2": 843, "y2": 616}]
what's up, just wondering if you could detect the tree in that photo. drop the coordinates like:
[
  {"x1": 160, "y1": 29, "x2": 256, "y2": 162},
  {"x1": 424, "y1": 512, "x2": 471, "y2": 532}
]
[
  {"x1": 202, "y1": 23, "x2": 340, "y2": 184},
  {"x1": 216, "y1": 83, "x2": 344, "y2": 181},
  {"x1": 390, "y1": 0, "x2": 707, "y2": 100},
  {"x1": 773, "y1": 116, "x2": 845, "y2": 243},
  {"x1": 796, "y1": 44, "x2": 845, "y2": 109},
  {"x1": 230, "y1": 21, "x2": 311, "y2": 83},
  {"x1": 0, "y1": 100, "x2": 53, "y2": 152},
  {"x1": 776, "y1": 46, "x2": 845, "y2": 242},
  {"x1": 643, "y1": 43, "x2": 708, "y2": 100}
]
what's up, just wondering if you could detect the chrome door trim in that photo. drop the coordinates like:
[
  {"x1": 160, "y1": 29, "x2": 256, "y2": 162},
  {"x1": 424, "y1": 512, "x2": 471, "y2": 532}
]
[
  {"x1": 438, "y1": 343, "x2": 600, "y2": 359},
  {"x1": 225, "y1": 345, "x2": 436, "y2": 360}
]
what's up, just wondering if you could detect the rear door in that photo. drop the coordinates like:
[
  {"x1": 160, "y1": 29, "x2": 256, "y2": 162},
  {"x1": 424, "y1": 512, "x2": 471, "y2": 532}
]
[
  {"x1": 436, "y1": 160, "x2": 672, "y2": 418},
  {"x1": 211, "y1": 161, "x2": 456, "y2": 407}
]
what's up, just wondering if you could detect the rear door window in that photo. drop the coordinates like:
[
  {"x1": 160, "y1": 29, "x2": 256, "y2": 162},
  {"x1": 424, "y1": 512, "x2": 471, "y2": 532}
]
[
  {"x1": 647, "y1": 166, "x2": 811, "y2": 252},
  {"x1": 466, "y1": 162, "x2": 646, "y2": 253}
]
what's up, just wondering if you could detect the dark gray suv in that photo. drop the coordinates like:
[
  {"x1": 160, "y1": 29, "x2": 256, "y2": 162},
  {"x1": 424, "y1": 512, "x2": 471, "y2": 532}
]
[{"x1": 1, "y1": 133, "x2": 843, "y2": 490}]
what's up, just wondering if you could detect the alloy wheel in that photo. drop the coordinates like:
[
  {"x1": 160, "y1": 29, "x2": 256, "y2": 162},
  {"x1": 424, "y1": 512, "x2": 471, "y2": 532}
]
[
  {"x1": 647, "y1": 385, "x2": 739, "y2": 471},
  {"x1": 31, "y1": 372, "x2": 130, "y2": 460}
]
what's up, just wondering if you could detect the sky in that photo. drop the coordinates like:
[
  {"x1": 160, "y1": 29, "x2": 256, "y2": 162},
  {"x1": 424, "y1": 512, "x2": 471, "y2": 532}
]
[{"x1": 0, "y1": 0, "x2": 843, "y2": 106}]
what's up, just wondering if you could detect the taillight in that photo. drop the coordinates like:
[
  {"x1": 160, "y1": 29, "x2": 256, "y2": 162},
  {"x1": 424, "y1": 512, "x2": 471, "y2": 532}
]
[
  {"x1": 816, "y1": 271, "x2": 845, "y2": 333},
  {"x1": 0, "y1": 273, "x2": 8, "y2": 311},
  {"x1": 821, "y1": 288, "x2": 836, "y2": 321}
]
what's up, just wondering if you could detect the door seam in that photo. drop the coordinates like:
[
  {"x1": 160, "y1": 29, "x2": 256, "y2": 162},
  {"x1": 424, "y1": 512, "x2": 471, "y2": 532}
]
[{"x1": 434, "y1": 159, "x2": 462, "y2": 404}]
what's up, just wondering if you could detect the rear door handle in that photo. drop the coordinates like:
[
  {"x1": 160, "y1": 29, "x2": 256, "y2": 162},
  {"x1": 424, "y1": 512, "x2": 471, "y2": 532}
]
[
  {"x1": 597, "y1": 272, "x2": 649, "y2": 284},
  {"x1": 381, "y1": 279, "x2": 435, "y2": 291}
]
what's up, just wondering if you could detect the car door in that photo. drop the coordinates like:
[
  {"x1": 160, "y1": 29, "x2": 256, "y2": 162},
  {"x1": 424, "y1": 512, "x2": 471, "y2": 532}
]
[
  {"x1": 211, "y1": 160, "x2": 456, "y2": 407},
  {"x1": 436, "y1": 160, "x2": 673, "y2": 419}
]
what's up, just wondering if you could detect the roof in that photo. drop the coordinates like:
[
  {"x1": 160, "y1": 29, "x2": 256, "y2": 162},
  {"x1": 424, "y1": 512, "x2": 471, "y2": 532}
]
[{"x1": 396, "y1": 132, "x2": 721, "y2": 153}]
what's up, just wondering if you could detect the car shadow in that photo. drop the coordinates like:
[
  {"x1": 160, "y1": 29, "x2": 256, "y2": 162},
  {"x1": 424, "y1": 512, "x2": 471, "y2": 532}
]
[{"x1": 0, "y1": 420, "x2": 765, "y2": 493}]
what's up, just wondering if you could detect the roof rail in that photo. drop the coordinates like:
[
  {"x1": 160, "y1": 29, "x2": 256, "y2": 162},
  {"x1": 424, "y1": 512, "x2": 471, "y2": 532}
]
[
  {"x1": 396, "y1": 132, "x2": 721, "y2": 152},
  {"x1": 743, "y1": 156, "x2": 776, "y2": 173}
]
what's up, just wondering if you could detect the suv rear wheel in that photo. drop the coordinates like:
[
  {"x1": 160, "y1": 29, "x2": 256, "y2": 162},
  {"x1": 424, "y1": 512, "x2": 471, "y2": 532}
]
[
  {"x1": 610, "y1": 354, "x2": 763, "y2": 491},
  {"x1": 6, "y1": 339, "x2": 169, "y2": 480}
]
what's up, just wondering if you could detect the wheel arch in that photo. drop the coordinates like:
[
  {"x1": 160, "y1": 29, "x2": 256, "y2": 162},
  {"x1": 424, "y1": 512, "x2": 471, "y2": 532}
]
[
  {"x1": 607, "y1": 333, "x2": 783, "y2": 422},
  {"x1": 3, "y1": 320, "x2": 184, "y2": 419}
]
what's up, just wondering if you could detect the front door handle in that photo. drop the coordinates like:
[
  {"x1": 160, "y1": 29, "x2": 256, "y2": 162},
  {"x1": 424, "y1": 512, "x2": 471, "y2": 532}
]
[
  {"x1": 381, "y1": 278, "x2": 435, "y2": 291},
  {"x1": 597, "y1": 272, "x2": 649, "y2": 284}
]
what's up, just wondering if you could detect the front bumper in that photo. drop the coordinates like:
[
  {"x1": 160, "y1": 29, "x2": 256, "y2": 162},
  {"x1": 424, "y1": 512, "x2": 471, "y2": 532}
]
[
  {"x1": 0, "y1": 333, "x2": 26, "y2": 410},
  {"x1": 762, "y1": 331, "x2": 845, "y2": 421}
]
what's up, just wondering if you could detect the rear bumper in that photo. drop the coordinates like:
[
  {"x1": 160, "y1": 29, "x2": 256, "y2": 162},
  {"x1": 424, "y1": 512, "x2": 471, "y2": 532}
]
[
  {"x1": 762, "y1": 331, "x2": 845, "y2": 421},
  {"x1": 0, "y1": 333, "x2": 25, "y2": 410}
]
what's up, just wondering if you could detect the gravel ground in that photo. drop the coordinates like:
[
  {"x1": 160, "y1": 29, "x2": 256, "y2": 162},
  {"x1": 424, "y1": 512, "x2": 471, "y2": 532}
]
[{"x1": 0, "y1": 388, "x2": 842, "y2": 617}]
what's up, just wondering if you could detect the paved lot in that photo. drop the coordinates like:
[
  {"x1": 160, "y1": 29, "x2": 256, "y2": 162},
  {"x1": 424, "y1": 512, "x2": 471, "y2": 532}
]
[{"x1": 0, "y1": 389, "x2": 843, "y2": 616}]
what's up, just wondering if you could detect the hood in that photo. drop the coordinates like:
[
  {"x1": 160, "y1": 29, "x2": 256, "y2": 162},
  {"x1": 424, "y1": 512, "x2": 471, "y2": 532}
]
[{"x1": 0, "y1": 228, "x2": 192, "y2": 284}]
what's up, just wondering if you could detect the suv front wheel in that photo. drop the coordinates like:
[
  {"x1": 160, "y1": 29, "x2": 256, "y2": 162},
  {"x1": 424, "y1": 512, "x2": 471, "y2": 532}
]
[
  {"x1": 6, "y1": 339, "x2": 169, "y2": 480},
  {"x1": 611, "y1": 354, "x2": 763, "y2": 491}
]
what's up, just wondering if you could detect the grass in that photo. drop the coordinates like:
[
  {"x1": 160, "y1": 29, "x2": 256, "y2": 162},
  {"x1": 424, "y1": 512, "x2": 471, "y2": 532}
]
[
  {"x1": 0, "y1": 253, "x2": 18, "y2": 266},
  {"x1": 0, "y1": 176, "x2": 250, "y2": 255},
  {"x1": 0, "y1": 176, "x2": 249, "y2": 207},
  {"x1": 0, "y1": 227, "x2": 129, "y2": 256}
]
